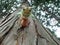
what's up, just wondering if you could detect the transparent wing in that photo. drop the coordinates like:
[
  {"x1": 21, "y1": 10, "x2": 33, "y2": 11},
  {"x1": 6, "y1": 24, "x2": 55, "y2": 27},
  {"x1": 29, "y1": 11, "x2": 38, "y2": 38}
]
[{"x1": 0, "y1": 9, "x2": 21, "y2": 38}]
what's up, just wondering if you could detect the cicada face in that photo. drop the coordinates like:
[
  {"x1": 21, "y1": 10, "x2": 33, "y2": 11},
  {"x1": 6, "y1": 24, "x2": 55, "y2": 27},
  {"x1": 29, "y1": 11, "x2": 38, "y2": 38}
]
[{"x1": 22, "y1": 7, "x2": 31, "y2": 17}]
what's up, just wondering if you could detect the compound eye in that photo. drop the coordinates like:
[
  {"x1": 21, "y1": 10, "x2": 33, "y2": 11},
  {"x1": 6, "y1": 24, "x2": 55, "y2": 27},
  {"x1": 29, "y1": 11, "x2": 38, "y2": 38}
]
[
  {"x1": 29, "y1": 10, "x2": 31, "y2": 11},
  {"x1": 23, "y1": 8, "x2": 25, "y2": 11}
]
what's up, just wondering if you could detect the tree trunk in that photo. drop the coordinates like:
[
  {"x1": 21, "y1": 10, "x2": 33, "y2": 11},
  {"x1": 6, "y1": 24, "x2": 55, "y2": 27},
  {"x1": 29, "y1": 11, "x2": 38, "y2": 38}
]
[{"x1": 0, "y1": 9, "x2": 60, "y2": 45}]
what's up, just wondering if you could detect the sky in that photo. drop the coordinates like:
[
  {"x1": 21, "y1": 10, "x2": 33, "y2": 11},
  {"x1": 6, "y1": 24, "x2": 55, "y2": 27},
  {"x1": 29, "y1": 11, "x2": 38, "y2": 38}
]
[
  {"x1": 48, "y1": 18, "x2": 60, "y2": 38},
  {"x1": 55, "y1": 27, "x2": 60, "y2": 38}
]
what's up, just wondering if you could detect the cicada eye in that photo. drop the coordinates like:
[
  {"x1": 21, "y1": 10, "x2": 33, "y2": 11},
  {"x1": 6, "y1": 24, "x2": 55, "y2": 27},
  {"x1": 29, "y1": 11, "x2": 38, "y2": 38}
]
[
  {"x1": 29, "y1": 10, "x2": 31, "y2": 11},
  {"x1": 23, "y1": 8, "x2": 25, "y2": 11}
]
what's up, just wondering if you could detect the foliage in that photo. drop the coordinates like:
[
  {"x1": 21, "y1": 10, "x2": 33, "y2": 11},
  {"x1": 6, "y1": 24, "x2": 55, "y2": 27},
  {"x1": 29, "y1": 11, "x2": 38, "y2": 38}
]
[{"x1": 0, "y1": 0, "x2": 21, "y2": 17}]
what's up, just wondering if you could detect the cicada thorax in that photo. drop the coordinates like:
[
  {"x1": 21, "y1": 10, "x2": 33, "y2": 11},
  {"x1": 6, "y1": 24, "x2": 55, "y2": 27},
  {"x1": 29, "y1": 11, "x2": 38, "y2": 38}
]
[
  {"x1": 20, "y1": 16, "x2": 29, "y2": 28},
  {"x1": 18, "y1": 6, "x2": 31, "y2": 28}
]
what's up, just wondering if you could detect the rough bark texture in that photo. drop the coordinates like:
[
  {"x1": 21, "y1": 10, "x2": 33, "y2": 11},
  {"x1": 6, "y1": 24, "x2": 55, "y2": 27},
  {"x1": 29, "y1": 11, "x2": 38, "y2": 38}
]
[{"x1": 0, "y1": 9, "x2": 60, "y2": 45}]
